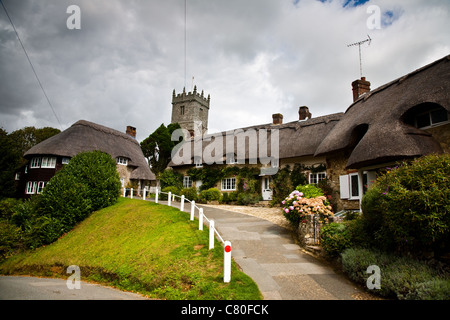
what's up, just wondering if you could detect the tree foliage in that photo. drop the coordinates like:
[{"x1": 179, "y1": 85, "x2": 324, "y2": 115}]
[{"x1": 140, "y1": 123, "x2": 182, "y2": 179}]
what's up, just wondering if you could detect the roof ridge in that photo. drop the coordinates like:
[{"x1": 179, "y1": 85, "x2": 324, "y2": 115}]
[
  {"x1": 73, "y1": 120, "x2": 139, "y2": 145},
  {"x1": 346, "y1": 54, "x2": 450, "y2": 112}
]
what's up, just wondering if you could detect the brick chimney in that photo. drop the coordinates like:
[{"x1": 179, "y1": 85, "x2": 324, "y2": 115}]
[
  {"x1": 299, "y1": 106, "x2": 312, "y2": 121},
  {"x1": 272, "y1": 113, "x2": 283, "y2": 125},
  {"x1": 126, "y1": 126, "x2": 136, "y2": 138},
  {"x1": 352, "y1": 77, "x2": 371, "y2": 102}
]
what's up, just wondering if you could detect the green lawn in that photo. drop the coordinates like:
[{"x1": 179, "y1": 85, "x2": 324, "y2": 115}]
[{"x1": 0, "y1": 198, "x2": 262, "y2": 300}]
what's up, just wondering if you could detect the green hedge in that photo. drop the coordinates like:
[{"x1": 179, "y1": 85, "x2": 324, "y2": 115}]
[
  {"x1": 341, "y1": 248, "x2": 450, "y2": 300},
  {"x1": 361, "y1": 154, "x2": 450, "y2": 255}
]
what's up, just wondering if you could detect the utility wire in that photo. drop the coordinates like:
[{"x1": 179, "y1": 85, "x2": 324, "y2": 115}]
[{"x1": 0, "y1": 0, "x2": 63, "y2": 130}]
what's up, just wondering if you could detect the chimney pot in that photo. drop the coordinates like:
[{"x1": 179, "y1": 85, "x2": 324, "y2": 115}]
[
  {"x1": 272, "y1": 113, "x2": 283, "y2": 125},
  {"x1": 126, "y1": 126, "x2": 136, "y2": 138},
  {"x1": 299, "y1": 106, "x2": 312, "y2": 121},
  {"x1": 352, "y1": 77, "x2": 371, "y2": 102}
]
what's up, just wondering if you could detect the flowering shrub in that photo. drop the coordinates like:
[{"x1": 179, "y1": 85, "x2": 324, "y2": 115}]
[{"x1": 282, "y1": 190, "x2": 333, "y2": 227}]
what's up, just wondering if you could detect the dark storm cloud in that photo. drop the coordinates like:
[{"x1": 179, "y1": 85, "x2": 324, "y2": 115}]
[{"x1": 0, "y1": 0, "x2": 449, "y2": 140}]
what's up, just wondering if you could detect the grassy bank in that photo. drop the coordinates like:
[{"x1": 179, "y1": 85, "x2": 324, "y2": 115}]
[{"x1": 0, "y1": 198, "x2": 262, "y2": 300}]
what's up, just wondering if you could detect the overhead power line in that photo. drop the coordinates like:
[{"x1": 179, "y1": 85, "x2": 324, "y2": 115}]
[{"x1": 1, "y1": 0, "x2": 63, "y2": 130}]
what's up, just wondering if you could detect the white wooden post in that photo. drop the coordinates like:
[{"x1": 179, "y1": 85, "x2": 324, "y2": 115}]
[
  {"x1": 172, "y1": 193, "x2": 175, "y2": 202},
  {"x1": 123, "y1": 188, "x2": 126, "y2": 197},
  {"x1": 143, "y1": 189, "x2": 146, "y2": 201},
  {"x1": 209, "y1": 220, "x2": 215, "y2": 250},
  {"x1": 155, "y1": 189, "x2": 159, "y2": 203},
  {"x1": 180, "y1": 195, "x2": 185, "y2": 212},
  {"x1": 190, "y1": 201, "x2": 195, "y2": 221},
  {"x1": 199, "y1": 208, "x2": 203, "y2": 231},
  {"x1": 130, "y1": 188, "x2": 133, "y2": 199},
  {"x1": 168, "y1": 191, "x2": 172, "y2": 206},
  {"x1": 224, "y1": 241, "x2": 231, "y2": 283}
]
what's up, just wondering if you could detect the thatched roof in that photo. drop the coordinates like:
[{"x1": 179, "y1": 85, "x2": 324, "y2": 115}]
[
  {"x1": 315, "y1": 55, "x2": 450, "y2": 169},
  {"x1": 25, "y1": 120, "x2": 155, "y2": 181},
  {"x1": 170, "y1": 112, "x2": 343, "y2": 167}
]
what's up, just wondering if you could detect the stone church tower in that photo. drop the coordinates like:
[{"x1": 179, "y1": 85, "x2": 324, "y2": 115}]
[{"x1": 171, "y1": 86, "x2": 210, "y2": 137}]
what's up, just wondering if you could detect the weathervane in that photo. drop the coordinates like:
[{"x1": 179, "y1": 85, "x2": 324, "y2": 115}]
[{"x1": 347, "y1": 35, "x2": 372, "y2": 78}]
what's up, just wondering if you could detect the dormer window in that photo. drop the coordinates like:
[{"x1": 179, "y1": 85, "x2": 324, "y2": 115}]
[
  {"x1": 402, "y1": 103, "x2": 449, "y2": 129},
  {"x1": 415, "y1": 108, "x2": 449, "y2": 129},
  {"x1": 117, "y1": 157, "x2": 128, "y2": 166},
  {"x1": 194, "y1": 157, "x2": 203, "y2": 168}
]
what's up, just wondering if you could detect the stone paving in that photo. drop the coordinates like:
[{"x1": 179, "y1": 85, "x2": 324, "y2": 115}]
[{"x1": 163, "y1": 200, "x2": 376, "y2": 300}]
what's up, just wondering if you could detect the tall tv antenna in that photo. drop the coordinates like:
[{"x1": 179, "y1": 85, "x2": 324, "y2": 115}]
[{"x1": 347, "y1": 35, "x2": 372, "y2": 78}]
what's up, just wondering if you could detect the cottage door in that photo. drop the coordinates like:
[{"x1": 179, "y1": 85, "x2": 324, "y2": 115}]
[{"x1": 261, "y1": 177, "x2": 272, "y2": 201}]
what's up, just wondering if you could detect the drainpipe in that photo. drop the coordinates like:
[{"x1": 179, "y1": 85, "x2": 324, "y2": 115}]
[{"x1": 357, "y1": 169, "x2": 364, "y2": 212}]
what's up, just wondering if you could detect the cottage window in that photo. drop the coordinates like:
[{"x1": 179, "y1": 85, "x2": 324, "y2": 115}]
[
  {"x1": 221, "y1": 177, "x2": 236, "y2": 191},
  {"x1": 26, "y1": 181, "x2": 37, "y2": 195},
  {"x1": 37, "y1": 181, "x2": 46, "y2": 194},
  {"x1": 194, "y1": 157, "x2": 203, "y2": 168},
  {"x1": 339, "y1": 172, "x2": 368, "y2": 200},
  {"x1": 415, "y1": 108, "x2": 449, "y2": 129},
  {"x1": 117, "y1": 157, "x2": 128, "y2": 165},
  {"x1": 30, "y1": 157, "x2": 41, "y2": 168},
  {"x1": 226, "y1": 153, "x2": 238, "y2": 165},
  {"x1": 183, "y1": 176, "x2": 193, "y2": 188},
  {"x1": 41, "y1": 157, "x2": 57, "y2": 168},
  {"x1": 62, "y1": 157, "x2": 70, "y2": 165},
  {"x1": 309, "y1": 172, "x2": 326, "y2": 185}
]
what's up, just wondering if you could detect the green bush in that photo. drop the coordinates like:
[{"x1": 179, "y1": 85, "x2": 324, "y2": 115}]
[
  {"x1": 180, "y1": 187, "x2": 198, "y2": 202},
  {"x1": 57, "y1": 151, "x2": 121, "y2": 211},
  {"x1": 320, "y1": 218, "x2": 372, "y2": 257},
  {"x1": 160, "y1": 169, "x2": 183, "y2": 190},
  {"x1": 237, "y1": 192, "x2": 260, "y2": 205},
  {"x1": 160, "y1": 186, "x2": 180, "y2": 200},
  {"x1": 199, "y1": 188, "x2": 221, "y2": 203},
  {"x1": 0, "y1": 220, "x2": 24, "y2": 260},
  {"x1": 296, "y1": 184, "x2": 325, "y2": 198},
  {"x1": 361, "y1": 154, "x2": 450, "y2": 255},
  {"x1": 35, "y1": 151, "x2": 120, "y2": 246},
  {"x1": 320, "y1": 223, "x2": 352, "y2": 257},
  {"x1": 341, "y1": 247, "x2": 450, "y2": 300}
]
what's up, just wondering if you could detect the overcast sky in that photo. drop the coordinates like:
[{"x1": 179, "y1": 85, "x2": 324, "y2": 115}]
[{"x1": 1, "y1": 0, "x2": 449, "y2": 141}]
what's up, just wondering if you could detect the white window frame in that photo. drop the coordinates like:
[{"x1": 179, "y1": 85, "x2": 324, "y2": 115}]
[
  {"x1": 183, "y1": 176, "x2": 193, "y2": 188},
  {"x1": 117, "y1": 157, "x2": 128, "y2": 166},
  {"x1": 194, "y1": 157, "x2": 203, "y2": 168},
  {"x1": 41, "y1": 157, "x2": 57, "y2": 168},
  {"x1": 221, "y1": 177, "x2": 236, "y2": 191},
  {"x1": 415, "y1": 108, "x2": 449, "y2": 129},
  {"x1": 26, "y1": 181, "x2": 37, "y2": 195},
  {"x1": 30, "y1": 157, "x2": 41, "y2": 168},
  {"x1": 339, "y1": 172, "x2": 369, "y2": 200},
  {"x1": 62, "y1": 157, "x2": 70, "y2": 165},
  {"x1": 37, "y1": 181, "x2": 46, "y2": 194},
  {"x1": 309, "y1": 172, "x2": 326, "y2": 185}
]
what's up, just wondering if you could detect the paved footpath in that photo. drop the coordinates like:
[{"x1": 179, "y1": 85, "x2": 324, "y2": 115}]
[{"x1": 163, "y1": 200, "x2": 371, "y2": 300}]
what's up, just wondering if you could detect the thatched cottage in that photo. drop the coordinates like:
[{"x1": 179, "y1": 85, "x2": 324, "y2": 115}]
[
  {"x1": 169, "y1": 54, "x2": 450, "y2": 210},
  {"x1": 18, "y1": 120, "x2": 155, "y2": 198}
]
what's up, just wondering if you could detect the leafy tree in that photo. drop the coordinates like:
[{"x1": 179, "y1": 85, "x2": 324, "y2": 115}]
[
  {"x1": 0, "y1": 129, "x2": 22, "y2": 199},
  {"x1": 140, "y1": 123, "x2": 182, "y2": 183},
  {"x1": 9, "y1": 126, "x2": 60, "y2": 156}
]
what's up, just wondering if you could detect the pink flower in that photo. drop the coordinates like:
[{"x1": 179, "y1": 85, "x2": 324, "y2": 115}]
[{"x1": 284, "y1": 208, "x2": 289, "y2": 214}]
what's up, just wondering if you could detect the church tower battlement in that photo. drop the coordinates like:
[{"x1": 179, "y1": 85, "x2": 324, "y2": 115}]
[{"x1": 171, "y1": 86, "x2": 210, "y2": 137}]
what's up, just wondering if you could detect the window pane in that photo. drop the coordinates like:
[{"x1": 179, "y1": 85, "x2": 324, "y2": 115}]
[
  {"x1": 416, "y1": 113, "x2": 431, "y2": 128},
  {"x1": 351, "y1": 175, "x2": 359, "y2": 197},
  {"x1": 431, "y1": 109, "x2": 448, "y2": 124}
]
